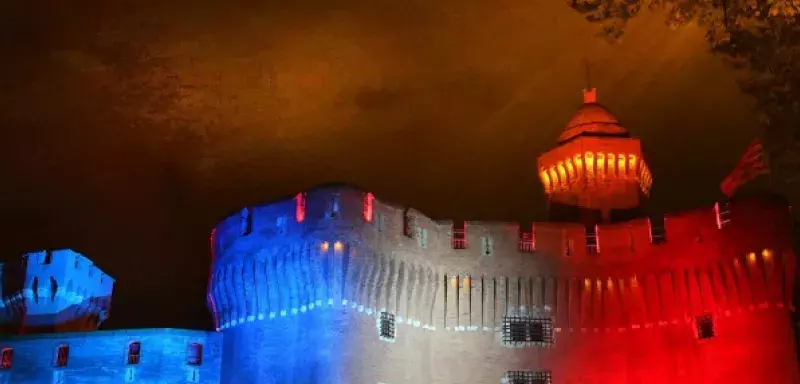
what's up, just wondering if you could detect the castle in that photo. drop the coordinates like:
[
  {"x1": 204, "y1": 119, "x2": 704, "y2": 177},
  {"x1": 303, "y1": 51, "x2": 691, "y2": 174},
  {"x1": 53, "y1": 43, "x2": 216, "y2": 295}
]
[{"x1": 0, "y1": 88, "x2": 797, "y2": 384}]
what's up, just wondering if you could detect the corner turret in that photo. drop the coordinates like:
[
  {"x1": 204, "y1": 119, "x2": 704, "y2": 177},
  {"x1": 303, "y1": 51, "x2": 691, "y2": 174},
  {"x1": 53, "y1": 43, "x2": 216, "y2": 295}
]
[
  {"x1": 0, "y1": 249, "x2": 114, "y2": 334},
  {"x1": 538, "y1": 88, "x2": 653, "y2": 223}
]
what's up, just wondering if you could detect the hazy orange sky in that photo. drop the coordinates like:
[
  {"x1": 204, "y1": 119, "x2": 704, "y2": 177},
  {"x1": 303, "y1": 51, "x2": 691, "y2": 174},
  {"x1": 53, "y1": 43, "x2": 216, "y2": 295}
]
[{"x1": 0, "y1": 0, "x2": 761, "y2": 328}]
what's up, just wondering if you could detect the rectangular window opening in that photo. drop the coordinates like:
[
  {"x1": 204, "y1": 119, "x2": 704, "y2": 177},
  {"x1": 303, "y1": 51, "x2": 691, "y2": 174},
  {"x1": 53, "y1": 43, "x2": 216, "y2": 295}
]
[
  {"x1": 187, "y1": 343, "x2": 203, "y2": 366},
  {"x1": 696, "y1": 314, "x2": 715, "y2": 340},
  {"x1": 518, "y1": 224, "x2": 536, "y2": 253},
  {"x1": 504, "y1": 370, "x2": 553, "y2": 384},
  {"x1": 714, "y1": 201, "x2": 731, "y2": 229},
  {"x1": 649, "y1": 215, "x2": 667, "y2": 244},
  {"x1": 452, "y1": 221, "x2": 467, "y2": 249},
  {"x1": 375, "y1": 213, "x2": 387, "y2": 232},
  {"x1": 379, "y1": 311, "x2": 396, "y2": 341},
  {"x1": 482, "y1": 236, "x2": 493, "y2": 256},
  {"x1": 403, "y1": 210, "x2": 414, "y2": 238},
  {"x1": 54, "y1": 345, "x2": 69, "y2": 367},
  {"x1": 326, "y1": 197, "x2": 340, "y2": 219},
  {"x1": 416, "y1": 227, "x2": 428, "y2": 249},
  {"x1": 127, "y1": 341, "x2": 141, "y2": 365},
  {"x1": 0, "y1": 348, "x2": 12, "y2": 370},
  {"x1": 502, "y1": 316, "x2": 553, "y2": 347},
  {"x1": 240, "y1": 208, "x2": 253, "y2": 236},
  {"x1": 586, "y1": 224, "x2": 599, "y2": 254}
]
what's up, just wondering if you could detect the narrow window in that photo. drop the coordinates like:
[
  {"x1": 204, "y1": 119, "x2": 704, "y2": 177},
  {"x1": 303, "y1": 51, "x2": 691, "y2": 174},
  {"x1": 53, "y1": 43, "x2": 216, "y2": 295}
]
[
  {"x1": 375, "y1": 213, "x2": 387, "y2": 232},
  {"x1": 0, "y1": 348, "x2": 13, "y2": 369},
  {"x1": 714, "y1": 201, "x2": 731, "y2": 229},
  {"x1": 378, "y1": 311, "x2": 396, "y2": 341},
  {"x1": 363, "y1": 192, "x2": 375, "y2": 222},
  {"x1": 518, "y1": 224, "x2": 535, "y2": 253},
  {"x1": 564, "y1": 237, "x2": 574, "y2": 257},
  {"x1": 696, "y1": 314, "x2": 715, "y2": 340},
  {"x1": 54, "y1": 345, "x2": 69, "y2": 367},
  {"x1": 275, "y1": 216, "x2": 287, "y2": 235},
  {"x1": 240, "y1": 208, "x2": 252, "y2": 236},
  {"x1": 504, "y1": 370, "x2": 552, "y2": 384},
  {"x1": 187, "y1": 343, "x2": 203, "y2": 366},
  {"x1": 586, "y1": 224, "x2": 599, "y2": 254},
  {"x1": 43, "y1": 250, "x2": 53, "y2": 265},
  {"x1": 481, "y1": 236, "x2": 493, "y2": 256},
  {"x1": 326, "y1": 196, "x2": 340, "y2": 219},
  {"x1": 416, "y1": 227, "x2": 428, "y2": 249},
  {"x1": 127, "y1": 341, "x2": 141, "y2": 365},
  {"x1": 502, "y1": 316, "x2": 553, "y2": 347},
  {"x1": 295, "y1": 193, "x2": 307, "y2": 223},
  {"x1": 403, "y1": 209, "x2": 414, "y2": 238},
  {"x1": 452, "y1": 221, "x2": 467, "y2": 249},
  {"x1": 649, "y1": 215, "x2": 667, "y2": 244}
]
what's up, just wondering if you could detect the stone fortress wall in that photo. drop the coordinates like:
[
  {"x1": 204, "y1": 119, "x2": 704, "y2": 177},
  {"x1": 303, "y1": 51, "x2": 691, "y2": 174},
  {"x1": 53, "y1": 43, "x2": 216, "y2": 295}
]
[
  {"x1": 0, "y1": 328, "x2": 221, "y2": 384},
  {"x1": 209, "y1": 184, "x2": 800, "y2": 383}
]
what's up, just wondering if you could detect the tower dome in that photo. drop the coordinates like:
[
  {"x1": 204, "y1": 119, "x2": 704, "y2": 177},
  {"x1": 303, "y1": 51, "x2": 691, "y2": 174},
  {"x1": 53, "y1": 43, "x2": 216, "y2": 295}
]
[
  {"x1": 558, "y1": 88, "x2": 629, "y2": 143},
  {"x1": 538, "y1": 88, "x2": 652, "y2": 223}
]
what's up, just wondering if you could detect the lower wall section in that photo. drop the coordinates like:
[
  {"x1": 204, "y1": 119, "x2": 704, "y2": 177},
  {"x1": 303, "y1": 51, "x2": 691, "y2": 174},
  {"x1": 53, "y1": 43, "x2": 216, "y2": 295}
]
[
  {"x1": 0, "y1": 328, "x2": 222, "y2": 384},
  {"x1": 221, "y1": 307, "x2": 799, "y2": 384},
  {"x1": 430, "y1": 309, "x2": 800, "y2": 384}
]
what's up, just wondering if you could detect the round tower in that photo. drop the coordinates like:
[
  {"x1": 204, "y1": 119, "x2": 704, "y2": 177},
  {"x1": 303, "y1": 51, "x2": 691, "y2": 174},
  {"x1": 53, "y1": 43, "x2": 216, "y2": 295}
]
[
  {"x1": 0, "y1": 249, "x2": 114, "y2": 334},
  {"x1": 537, "y1": 88, "x2": 653, "y2": 223}
]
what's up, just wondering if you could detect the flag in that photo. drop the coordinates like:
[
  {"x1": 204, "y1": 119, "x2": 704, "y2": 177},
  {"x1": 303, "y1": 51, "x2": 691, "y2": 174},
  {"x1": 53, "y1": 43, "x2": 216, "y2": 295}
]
[{"x1": 720, "y1": 139, "x2": 770, "y2": 197}]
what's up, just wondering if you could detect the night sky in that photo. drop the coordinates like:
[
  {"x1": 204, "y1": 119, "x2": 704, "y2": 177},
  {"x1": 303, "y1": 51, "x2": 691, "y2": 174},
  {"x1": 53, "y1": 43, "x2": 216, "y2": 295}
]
[{"x1": 1, "y1": 0, "x2": 762, "y2": 330}]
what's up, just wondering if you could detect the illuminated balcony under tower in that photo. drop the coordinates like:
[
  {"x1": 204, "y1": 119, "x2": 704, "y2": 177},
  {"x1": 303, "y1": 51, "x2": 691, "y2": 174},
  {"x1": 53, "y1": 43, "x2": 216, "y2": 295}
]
[{"x1": 537, "y1": 88, "x2": 653, "y2": 223}]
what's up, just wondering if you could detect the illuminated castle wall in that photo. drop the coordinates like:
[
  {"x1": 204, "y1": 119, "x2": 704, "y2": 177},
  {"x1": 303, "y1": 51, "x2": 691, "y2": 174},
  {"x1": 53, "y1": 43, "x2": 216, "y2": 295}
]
[{"x1": 208, "y1": 89, "x2": 800, "y2": 383}]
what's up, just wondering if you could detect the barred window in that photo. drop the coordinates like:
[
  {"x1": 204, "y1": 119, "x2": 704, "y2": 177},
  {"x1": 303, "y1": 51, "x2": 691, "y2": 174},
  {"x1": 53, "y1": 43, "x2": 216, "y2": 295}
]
[
  {"x1": 127, "y1": 341, "x2": 141, "y2": 365},
  {"x1": 585, "y1": 224, "x2": 599, "y2": 254},
  {"x1": 503, "y1": 370, "x2": 552, "y2": 384},
  {"x1": 379, "y1": 311, "x2": 396, "y2": 341},
  {"x1": 503, "y1": 316, "x2": 553, "y2": 347},
  {"x1": 696, "y1": 314, "x2": 715, "y2": 340}
]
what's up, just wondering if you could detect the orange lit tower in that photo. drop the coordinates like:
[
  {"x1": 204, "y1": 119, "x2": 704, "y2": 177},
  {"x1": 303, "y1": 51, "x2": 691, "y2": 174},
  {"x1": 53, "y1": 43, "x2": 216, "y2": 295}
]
[{"x1": 538, "y1": 88, "x2": 652, "y2": 223}]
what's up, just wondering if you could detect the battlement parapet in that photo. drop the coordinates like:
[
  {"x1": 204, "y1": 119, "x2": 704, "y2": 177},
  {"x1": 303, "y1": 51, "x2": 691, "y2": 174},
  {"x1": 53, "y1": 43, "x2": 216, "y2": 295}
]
[{"x1": 0, "y1": 249, "x2": 114, "y2": 332}]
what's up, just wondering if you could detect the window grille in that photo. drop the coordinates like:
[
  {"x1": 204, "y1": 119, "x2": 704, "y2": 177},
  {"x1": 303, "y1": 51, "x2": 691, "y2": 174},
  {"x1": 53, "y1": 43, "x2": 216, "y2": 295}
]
[
  {"x1": 54, "y1": 345, "x2": 69, "y2": 367},
  {"x1": 187, "y1": 343, "x2": 203, "y2": 366},
  {"x1": 502, "y1": 316, "x2": 553, "y2": 347},
  {"x1": 127, "y1": 342, "x2": 141, "y2": 365},
  {"x1": 379, "y1": 311, "x2": 396, "y2": 341},
  {"x1": 0, "y1": 348, "x2": 12, "y2": 369},
  {"x1": 648, "y1": 215, "x2": 667, "y2": 244},
  {"x1": 518, "y1": 225, "x2": 535, "y2": 253},
  {"x1": 503, "y1": 370, "x2": 552, "y2": 384},
  {"x1": 43, "y1": 250, "x2": 53, "y2": 265},
  {"x1": 586, "y1": 224, "x2": 599, "y2": 254},
  {"x1": 452, "y1": 221, "x2": 467, "y2": 249},
  {"x1": 696, "y1": 314, "x2": 715, "y2": 340}
]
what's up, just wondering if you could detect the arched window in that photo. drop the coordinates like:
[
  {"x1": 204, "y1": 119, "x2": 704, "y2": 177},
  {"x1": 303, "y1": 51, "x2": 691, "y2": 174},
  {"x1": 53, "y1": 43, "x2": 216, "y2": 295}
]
[
  {"x1": 0, "y1": 348, "x2": 13, "y2": 369},
  {"x1": 127, "y1": 341, "x2": 141, "y2": 365},
  {"x1": 186, "y1": 343, "x2": 203, "y2": 366},
  {"x1": 54, "y1": 345, "x2": 69, "y2": 367}
]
